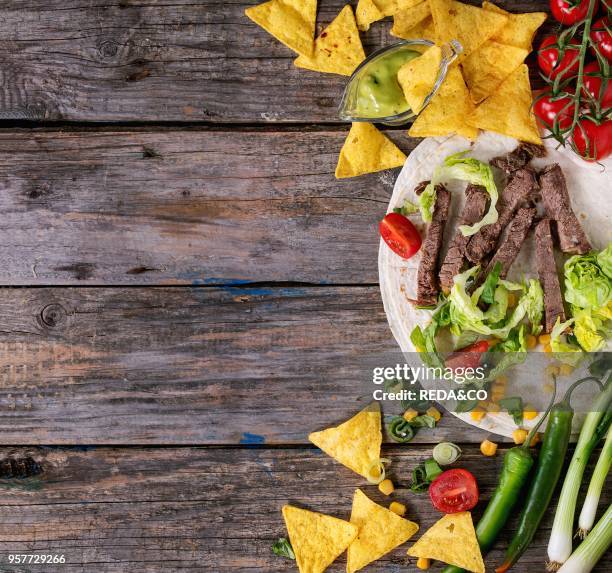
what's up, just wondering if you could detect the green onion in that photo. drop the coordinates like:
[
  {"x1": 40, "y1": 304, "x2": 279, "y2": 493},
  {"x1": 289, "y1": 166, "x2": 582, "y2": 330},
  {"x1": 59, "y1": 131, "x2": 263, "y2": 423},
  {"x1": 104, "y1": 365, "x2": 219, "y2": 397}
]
[
  {"x1": 433, "y1": 442, "x2": 462, "y2": 465},
  {"x1": 578, "y1": 425, "x2": 612, "y2": 538},
  {"x1": 272, "y1": 537, "x2": 295, "y2": 560},
  {"x1": 366, "y1": 458, "x2": 391, "y2": 485},
  {"x1": 547, "y1": 378, "x2": 612, "y2": 569},
  {"x1": 557, "y1": 504, "x2": 612, "y2": 573}
]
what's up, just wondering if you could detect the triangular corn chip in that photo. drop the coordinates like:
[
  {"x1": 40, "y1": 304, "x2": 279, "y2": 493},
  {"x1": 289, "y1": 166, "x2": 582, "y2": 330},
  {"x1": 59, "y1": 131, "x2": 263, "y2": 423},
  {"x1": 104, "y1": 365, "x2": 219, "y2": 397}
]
[
  {"x1": 467, "y1": 64, "x2": 542, "y2": 144},
  {"x1": 308, "y1": 402, "x2": 382, "y2": 475},
  {"x1": 409, "y1": 65, "x2": 477, "y2": 140},
  {"x1": 356, "y1": 0, "x2": 385, "y2": 31},
  {"x1": 483, "y1": 2, "x2": 547, "y2": 51},
  {"x1": 282, "y1": 505, "x2": 358, "y2": 573},
  {"x1": 398, "y1": 45, "x2": 442, "y2": 113},
  {"x1": 391, "y1": 1, "x2": 431, "y2": 38},
  {"x1": 391, "y1": 15, "x2": 437, "y2": 41},
  {"x1": 245, "y1": 0, "x2": 317, "y2": 58},
  {"x1": 347, "y1": 489, "x2": 419, "y2": 573},
  {"x1": 462, "y1": 41, "x2": 529, "y2": 103},
  {"x1": 294, "y1": 6, "x2": 365, "y2": 76},
  {"x1": 407, "y1": 512, "x2": 484, "y2": 573},
  {"x1": 429, "y1": 0, "x2": 507, "y2": 58}
]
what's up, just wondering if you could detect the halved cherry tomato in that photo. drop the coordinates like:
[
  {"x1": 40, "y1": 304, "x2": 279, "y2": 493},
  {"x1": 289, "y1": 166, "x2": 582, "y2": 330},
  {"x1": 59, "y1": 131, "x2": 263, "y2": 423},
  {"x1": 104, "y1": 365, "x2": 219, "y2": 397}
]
[
  {"x1": 538, "y1": 35, "x2": 581, "y2": 80},
  {"x1": 572, "y1": 118, "x2": 612, "y2": 160},
  {"x1": 533, "y1": 92, "x2": 576, "y2": 131},
  {"x1": 379, "y1": 213, "x2": 422, "y2": 259},
  {"x1": 429, "y1": 468, "x2": 479, "y2": 513},
  {"x1": 590, "y1": 16, "x2": 612, "y2": 61},
  {"x1": 582, "y1": 61, "x2": 612, "y2": 108},
  {"x1": 445, "y1": 340, "x2": 491, "y2": 371},
  {"x1": 550, "y1": 0, "x2": 597, "y2": 25}
]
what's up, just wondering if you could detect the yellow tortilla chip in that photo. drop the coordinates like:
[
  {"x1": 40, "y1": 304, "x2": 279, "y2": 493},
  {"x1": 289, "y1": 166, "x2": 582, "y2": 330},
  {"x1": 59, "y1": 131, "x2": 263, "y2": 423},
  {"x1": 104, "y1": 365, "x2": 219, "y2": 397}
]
[
  {"x1": 391, "y1": 1, "x2": 431, "y2": 38},
  {"x1": 294, "y1": 6, "x2": 365, "y2": 76},
  {"x1": 308, "y1": 402, "x2": 382, "y2": 475},
  {"x1": 409, "y1": 65, "x2": 477, "y2": 140},
  {"x1": 483, "y1": 2, "x2": 547, "y2": 51},
  {"x1": 356, "y1": 0, "x2": 424, "y2": 31},
  {"x1": 467, "y1": 64, "x2": 542, "y2": 145},
  {"x1": 347, "y1": 489, "x2": 419, "y2": 573},
  {"x1": 391, "y1": 15, "x2": 436, "y2": 41},
  {"x1": 397, "y1": 45, "x2": 442, "y2": 113},
  {"x1": 429, "y1": 0, "x2": 507, "y2": 58},
  {"x1": 407, "y1": 512, "x2": 484, "y2": 573},
  {"x1": 462, "y1": 41, "x2": 529, "y2": 103},
  {"x1": 282, "y1": 505, "x2": 358, "y2": 573},
  {"x1": 335, "y1": 125, "x2": 406, "y2": 179},
  {"x1": 245, "y1": 0, "x2": 317, "y2": 58}
]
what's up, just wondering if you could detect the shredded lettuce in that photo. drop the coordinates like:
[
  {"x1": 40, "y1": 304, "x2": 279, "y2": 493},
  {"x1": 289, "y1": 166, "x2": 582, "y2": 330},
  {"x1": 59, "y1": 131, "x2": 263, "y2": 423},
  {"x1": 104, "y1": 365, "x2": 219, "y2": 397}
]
[
  {"x1": 480, "y1": 262, "x2": 502, "y2": 305},
  {"x1": 596, "y1": 243, "x2": 612, "y2": 279},
  {"x1": 410, "y1": 301, "x2": 450, "y2": 367},
  {"x1": 486, "y1": 325, "x2": 527, "y2": 381},
  {"x1": 393, "y1": 199, "x2": 420, "y2": 216},
  {"x1": 419, "y1": 152, "x2": 499, "y2": 236},
  {"x1": 550, "y1": 317, "x2": 583, "y2": 366},
  {"x1": 573, "y1": 308, "x2": 608, "y2": 352}
]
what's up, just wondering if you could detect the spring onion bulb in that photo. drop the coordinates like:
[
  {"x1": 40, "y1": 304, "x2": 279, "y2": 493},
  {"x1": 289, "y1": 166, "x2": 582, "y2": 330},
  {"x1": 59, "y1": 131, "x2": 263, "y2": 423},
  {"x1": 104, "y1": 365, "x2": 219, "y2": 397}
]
[
  {"x1": 557, "y1": 504, "x2": 612, "y2": 573},
  {"x1": 366, "y1": 458, "x2": 391, "y2": 484},
  {"x1": 433, "y1": 442, "x2": 462, "y2": 465},
  {"x1": 547, "y1": 379, "x2": 612, "y2": 570},
  {"x1": 578, "y1": 425, "x2": 612, "y2": 538}
]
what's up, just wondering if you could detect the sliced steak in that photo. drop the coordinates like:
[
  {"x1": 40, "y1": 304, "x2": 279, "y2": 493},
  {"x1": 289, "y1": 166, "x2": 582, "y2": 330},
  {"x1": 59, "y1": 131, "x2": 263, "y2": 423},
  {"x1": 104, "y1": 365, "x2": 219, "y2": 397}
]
[
  {"x1": 490, "y1": 143, "x2": 546, "y2": 174},
  {"x1": 476, "y1": 206, "x2": 536, "y2": 287},
  {"x1": 439, "y1": 184, "x2": 488, "y2": 293},
  {"x1": 539, "y1": 163, "x2": 591, "y2": 254},
  {"x1": 415, "y1": 185, "x2": 451, "y2": 307},
  {"x1": 535, "y1": 218, "x2": 566, "y2": 333},
  {"x1": 465, "y1": 168, "x2": 539, "y2": 264}
]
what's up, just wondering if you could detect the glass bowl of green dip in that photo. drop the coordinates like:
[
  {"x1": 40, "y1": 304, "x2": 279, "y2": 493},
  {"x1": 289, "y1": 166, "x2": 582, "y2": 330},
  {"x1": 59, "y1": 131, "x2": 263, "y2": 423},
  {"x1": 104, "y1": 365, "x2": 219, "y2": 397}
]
[{"x1": 339, "y1": 39, "x2": 463, "y2": 126}]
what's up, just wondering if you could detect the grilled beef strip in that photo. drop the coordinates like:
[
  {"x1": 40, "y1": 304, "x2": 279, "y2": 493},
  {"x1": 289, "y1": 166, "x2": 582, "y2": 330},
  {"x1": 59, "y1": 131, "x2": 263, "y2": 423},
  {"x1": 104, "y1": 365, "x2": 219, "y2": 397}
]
[
  {"x1": 538, "y1": 163, "x2": 591, "y2": 254},
  {"x1": 535, "y1": 218, "x2": 566, "y2": 333},
  {"x1": 465, "y1": 168, "x2": 539, "y2": 264},
  {"x1": 438, "y1": 184, "x2": 489, "y2": 293},
  {"x1": 415, "y1": 184, "x2": 451, "y2": 307},
  {"x1": 490, "y1": 143, "x2": 546, "y2": 175},
  {"x1": 475, "y1": 206, "x2": 537, "y2": 288}
]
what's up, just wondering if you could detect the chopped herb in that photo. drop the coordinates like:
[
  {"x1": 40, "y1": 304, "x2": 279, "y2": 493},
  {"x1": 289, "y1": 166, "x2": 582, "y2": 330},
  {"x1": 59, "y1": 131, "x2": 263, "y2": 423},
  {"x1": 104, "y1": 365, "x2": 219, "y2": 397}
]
[
  {"x1": 499, "y1": 396, "x2": 524, "y2": 426},
  {"x1": 272, "y1": 538, "x2": 295, "y2": 560}
]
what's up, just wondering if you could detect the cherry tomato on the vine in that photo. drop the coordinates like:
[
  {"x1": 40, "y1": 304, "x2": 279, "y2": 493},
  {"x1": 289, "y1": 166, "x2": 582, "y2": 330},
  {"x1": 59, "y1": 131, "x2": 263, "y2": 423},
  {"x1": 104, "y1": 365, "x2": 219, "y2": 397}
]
[
  {"x1": 572, "y1": 118, "x2": 612, "y2": 160},
  {"x1": 550, "y1": 0, "x2": 598, "y2": 25},
  {"x1": 582, "y1": 61, "x2": 612, "y2": 108},
  {"x1": 534, "y1": 92, "x2": 576, "y2": 130},
  {"x1": 590, "y1": 17, "x2": 612, "y2": 61},
  {"x1": 379, "y1": 213, "x2": 422, "y2": 259},
  {"x1": 538, "y1": 35, "x2": 581, "y2": 80}
]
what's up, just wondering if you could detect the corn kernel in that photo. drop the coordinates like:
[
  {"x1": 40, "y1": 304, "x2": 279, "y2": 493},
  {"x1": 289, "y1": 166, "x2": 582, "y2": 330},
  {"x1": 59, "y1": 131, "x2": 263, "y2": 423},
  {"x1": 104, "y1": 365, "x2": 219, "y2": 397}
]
[
  {"x1": 378, "y1": 479, "x2": 394, "y2": 496},
  {"x1": 426, "y1": 406, "x2": 441, "y2": 422},
  {"x1": 529, "y1": 432, "x2": 541, "y2": 447},
  {"x1": 559, "y1": 363, "x2": 574, "y2": 376},
  {"x1": 545, "y1": 364, "x2": 560, "y2": 377},
  {"x1": 471, "y1": 407, "x2": 486, "y2": 422},
  {"x1": 403, "y1": 408, "x2": 418, "y2": 422},
  {"x1": 480, "y1": 439, "x2": 498, "y2": 456},
  {"x1": 523, "y1": 405, "x2": 538, "y2": 420},
  {"x1": 526, "y1": 334, "x2": 537, "y2": 350},
  {"x1": 544, "y1": 344, "x2": 553, "y2": 353},
  {"x1": 416, "y1": 557, "x2": 431, "y2": 570},
  {"x1": 512, "y1": 429, "x2": 528, "y2": 444},
  {"x1": 389, "y1": 501, "x2": 406, "y2": 516},
  {"x1": 538, "y1": 333, "x2": 551, "y2": 345}
]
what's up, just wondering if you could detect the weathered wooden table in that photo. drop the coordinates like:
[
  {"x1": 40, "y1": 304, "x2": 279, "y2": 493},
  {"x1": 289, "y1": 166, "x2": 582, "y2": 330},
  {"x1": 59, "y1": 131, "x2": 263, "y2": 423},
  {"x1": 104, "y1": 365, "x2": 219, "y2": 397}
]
[{"x1": 0, "y1": 1, "x2": 608, "y2": 572}]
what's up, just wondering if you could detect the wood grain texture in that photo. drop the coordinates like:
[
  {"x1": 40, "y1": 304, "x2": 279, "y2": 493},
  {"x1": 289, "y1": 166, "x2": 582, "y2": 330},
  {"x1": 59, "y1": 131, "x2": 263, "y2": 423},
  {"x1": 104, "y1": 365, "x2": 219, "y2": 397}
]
[
  {"x1": 0, "y1": 1, "x2": 555, "y2": 123},
  {"x1": 0, "y1": 128, "x2": 416, "y2": 285},
  {"x1": 0, "y1": 285, "x2": 497, "y2": 445},
  {"x1": 0, "y1": 445, "x2": 607, "y2": 572}
]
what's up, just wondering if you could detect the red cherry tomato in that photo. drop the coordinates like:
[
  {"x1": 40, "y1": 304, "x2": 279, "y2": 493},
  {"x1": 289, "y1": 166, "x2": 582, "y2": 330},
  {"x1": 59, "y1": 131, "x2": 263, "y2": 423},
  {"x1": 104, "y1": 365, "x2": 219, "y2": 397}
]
[
  {"x1": 533, "y1": 92, "x2": 576, "y2": 131},
  {"x1": 538, "y1": 35, "x2": 581, "y2": 80},
  {"x1": 379, "y1": 213, "x2": 422, "y2": 259},
  {"x1": 429, "y1": 469, "x2": 479, "y2": 513},
  {"x1": 590, "y1": 17, "x2": 612, "y2": 61},
  {"x1": 550, "y1": 0, "x2": 597, "y2": 25},
  {"x1": 572, "y1": 118, "x2": 612, "y2": 161},
  {"x1": 445, "y1": 340, "x2": 491, "y2": 371},
  {"x1": 582, "y1": 61, "x2": 612, "y2": 108}
]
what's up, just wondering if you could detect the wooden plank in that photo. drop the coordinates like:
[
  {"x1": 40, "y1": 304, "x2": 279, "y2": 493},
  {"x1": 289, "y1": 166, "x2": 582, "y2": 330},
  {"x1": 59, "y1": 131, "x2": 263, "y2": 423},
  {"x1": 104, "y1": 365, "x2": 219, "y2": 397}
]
[
  {"x1": 0, "y1": 285, "x2": 495, "y2": 445},
  {"x1": 0, "y1": 1, "x2": 553, "y2": 123},
  {"x1": 0, "y1": 128, "x2": 415, "y2": 285},
  {"x1": 0, "y1": 445, "x2": 608, "y2": 572}
]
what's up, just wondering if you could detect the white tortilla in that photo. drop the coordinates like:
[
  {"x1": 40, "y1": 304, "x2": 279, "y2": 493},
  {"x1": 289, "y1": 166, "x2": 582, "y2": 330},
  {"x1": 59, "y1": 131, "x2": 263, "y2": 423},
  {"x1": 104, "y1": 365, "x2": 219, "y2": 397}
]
[{"x1": 379, "y1": 131, "x2": 612, "y2": 437}]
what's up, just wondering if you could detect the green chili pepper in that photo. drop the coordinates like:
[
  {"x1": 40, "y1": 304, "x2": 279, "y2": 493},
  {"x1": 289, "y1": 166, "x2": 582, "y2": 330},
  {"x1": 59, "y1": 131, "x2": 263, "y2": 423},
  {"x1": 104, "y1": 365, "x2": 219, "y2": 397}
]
[{"x1": 387, "y1": 416, "x2": 415, "y2": 443}]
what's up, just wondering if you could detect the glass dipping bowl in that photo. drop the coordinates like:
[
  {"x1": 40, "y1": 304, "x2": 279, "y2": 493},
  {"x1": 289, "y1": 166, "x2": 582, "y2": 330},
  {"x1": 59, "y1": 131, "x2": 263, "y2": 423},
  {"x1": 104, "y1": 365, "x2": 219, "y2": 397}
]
[{"x1": 339, "y1": 39, "x2": 463, "y2": 126}]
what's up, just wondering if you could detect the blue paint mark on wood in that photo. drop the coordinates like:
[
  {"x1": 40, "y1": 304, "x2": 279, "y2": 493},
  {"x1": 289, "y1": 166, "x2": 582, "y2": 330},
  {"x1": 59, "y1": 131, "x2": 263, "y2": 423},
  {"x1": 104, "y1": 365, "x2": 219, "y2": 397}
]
[{"x1": 240, "y1": 432, "x2": 265, "y2": 445}]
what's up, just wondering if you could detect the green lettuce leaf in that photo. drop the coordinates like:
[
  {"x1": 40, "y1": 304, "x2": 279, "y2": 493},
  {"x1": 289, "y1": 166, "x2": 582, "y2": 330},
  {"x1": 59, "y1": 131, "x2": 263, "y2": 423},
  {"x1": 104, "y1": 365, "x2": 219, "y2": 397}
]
[
  {"x1": 551, "y1": 317, "x2": 583, "y2": 365},
  {"x1": 596, "y1": 243, "x2": 612, "y2": 279},
  {"x1": 418, "y1": 184, "x2": 438, "y2": 223},
  {"x1": 480, "y1": 261, "x2": 502, "y2": 305},
  {"x1": 573, "y1": 308, "x2": 607, "y2": 352},
  {"x1": 564, "y1": 250, "x2": 611, "y2": 310}
]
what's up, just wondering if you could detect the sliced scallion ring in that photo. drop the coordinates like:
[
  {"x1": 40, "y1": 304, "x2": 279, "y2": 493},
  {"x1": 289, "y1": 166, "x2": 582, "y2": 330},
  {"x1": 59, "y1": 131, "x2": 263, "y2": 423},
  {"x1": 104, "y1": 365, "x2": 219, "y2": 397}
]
[
  {"x1": 366, "y1": 458, "x2": 391, "y2": 484},
  {"x1": 433, "y1": 442, "x2": 462, "y2": 466}
]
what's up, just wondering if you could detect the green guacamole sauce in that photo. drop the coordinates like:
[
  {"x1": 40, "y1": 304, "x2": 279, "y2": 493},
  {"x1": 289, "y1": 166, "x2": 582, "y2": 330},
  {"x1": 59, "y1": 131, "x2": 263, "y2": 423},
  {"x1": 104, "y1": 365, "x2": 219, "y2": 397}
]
[{"x1": 354, "y1": 49, "x2": 420, "y2": 117}]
